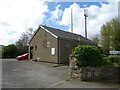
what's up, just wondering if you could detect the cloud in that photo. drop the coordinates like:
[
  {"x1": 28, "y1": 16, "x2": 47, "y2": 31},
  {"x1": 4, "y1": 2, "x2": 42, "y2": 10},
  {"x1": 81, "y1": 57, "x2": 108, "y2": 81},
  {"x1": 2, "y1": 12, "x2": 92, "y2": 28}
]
[
  {"x1": 57, "y1": 2, "x2": 118, "y2": 39},
  {"x1": 0, "y1": 1, "x2": 118, "y2": 45},
  {"x1": 50, "y1": 4, "x2": 63, "y2": 24},
  {"x1": 0, "y1": 0, "x2": 48, "y2": 45}
]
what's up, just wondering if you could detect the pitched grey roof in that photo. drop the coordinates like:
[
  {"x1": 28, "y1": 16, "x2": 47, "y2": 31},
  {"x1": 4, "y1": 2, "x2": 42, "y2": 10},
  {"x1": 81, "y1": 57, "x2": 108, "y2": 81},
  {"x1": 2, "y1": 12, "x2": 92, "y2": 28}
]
[
  {"x1": 29, "y1": 25, "x2": 95, "y2": 45},
  {"x1": 40, "y1": 25, "x2": 95, "y2": 45}
]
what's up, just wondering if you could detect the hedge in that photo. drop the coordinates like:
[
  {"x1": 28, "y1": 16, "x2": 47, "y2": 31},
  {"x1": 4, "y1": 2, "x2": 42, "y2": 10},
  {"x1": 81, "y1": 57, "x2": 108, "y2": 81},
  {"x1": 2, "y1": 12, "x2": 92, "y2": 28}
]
[{"x1": 72, "y1": 45, "x2": 108, "y2": 67}]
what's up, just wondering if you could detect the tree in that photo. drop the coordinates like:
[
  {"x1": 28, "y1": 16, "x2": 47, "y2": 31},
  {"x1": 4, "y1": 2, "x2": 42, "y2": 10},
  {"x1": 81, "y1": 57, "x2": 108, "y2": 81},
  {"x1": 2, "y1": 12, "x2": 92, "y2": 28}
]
[
  {"x1": 16, "y1": 28, "x2": 33, "y2": 47},
  {"x1": 110, "y1": 18, "x2": 120, "y2": 50},
  {"x1": 16, "y1": 32, "x2": 28, "y2": 47},
  {"x1": 2, "y1": 28, "x2": 34, "y2": 58},
  {"x1": 0, "y1": 45, "x2": 3, "y2": 58},
  {"x1": 101, "y1": 18, "x2": 120, "y2": 54},
  {"x1": 2, "y1": 44, "x2": 19, "y2": 58},
  {"x1": 101, "y1": 23, "x2": 111, "y2": 54},
  {"x1": 26, "y1": 28, "x2": 34, "y2": 40},
  {"x1": 91, "y1": 34, "x2": 100, "y2": 46},
  {"x1": 16, "y1": 28, "x2": 34, "y2": 54}
]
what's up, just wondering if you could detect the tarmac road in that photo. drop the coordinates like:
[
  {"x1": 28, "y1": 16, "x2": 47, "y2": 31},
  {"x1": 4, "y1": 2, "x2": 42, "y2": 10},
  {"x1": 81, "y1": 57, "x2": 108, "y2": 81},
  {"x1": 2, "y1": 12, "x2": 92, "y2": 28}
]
[{"x1": 2, "y1": 59, "x2": 120, "y2": 88}]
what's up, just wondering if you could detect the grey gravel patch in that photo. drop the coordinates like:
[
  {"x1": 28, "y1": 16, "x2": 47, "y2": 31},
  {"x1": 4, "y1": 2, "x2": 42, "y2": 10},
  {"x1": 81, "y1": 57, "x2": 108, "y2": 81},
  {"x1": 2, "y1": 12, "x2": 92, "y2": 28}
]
[{"x1": 2, "y1": 59, "x2": 119, "y2": 88}]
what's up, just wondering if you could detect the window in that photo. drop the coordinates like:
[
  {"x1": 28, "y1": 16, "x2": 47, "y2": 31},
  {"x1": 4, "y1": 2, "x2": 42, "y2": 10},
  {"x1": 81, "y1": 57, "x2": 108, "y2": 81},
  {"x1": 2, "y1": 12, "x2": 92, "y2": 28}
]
[
  {"x1": 35, "y1": 46, "x2": 37, "y2": 51},
  {"x1": 51, "y1": 48, "x2": 55, "y2": 55}
]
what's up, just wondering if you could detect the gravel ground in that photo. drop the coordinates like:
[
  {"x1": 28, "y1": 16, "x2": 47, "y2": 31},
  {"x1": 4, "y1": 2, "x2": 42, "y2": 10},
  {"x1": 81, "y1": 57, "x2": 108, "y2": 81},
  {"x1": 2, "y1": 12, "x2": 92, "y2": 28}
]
[{"x1": 2, "y1": 59, "x2": 120, "y2": 88}]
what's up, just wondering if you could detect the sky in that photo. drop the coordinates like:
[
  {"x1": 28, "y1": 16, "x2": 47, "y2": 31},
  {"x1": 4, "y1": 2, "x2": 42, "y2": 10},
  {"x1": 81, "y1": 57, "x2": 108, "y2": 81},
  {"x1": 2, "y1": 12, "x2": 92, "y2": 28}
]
[{"x1": 0, "y1": 0, "x2": 119, "y2": 45}]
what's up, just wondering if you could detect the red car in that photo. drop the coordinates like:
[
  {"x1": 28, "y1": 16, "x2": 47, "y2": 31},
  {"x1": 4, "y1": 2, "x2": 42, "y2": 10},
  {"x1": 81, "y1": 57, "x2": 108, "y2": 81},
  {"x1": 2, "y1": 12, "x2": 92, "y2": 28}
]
[{"x1": 16, "y1": 53, "x2": 28, "y2": 60}]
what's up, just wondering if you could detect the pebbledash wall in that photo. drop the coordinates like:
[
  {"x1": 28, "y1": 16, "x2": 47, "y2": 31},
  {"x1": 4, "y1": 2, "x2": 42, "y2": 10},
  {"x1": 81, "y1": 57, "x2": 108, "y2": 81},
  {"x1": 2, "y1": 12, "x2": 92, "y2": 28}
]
[{"x1": 69, "y1": 56, "x2": 120, "y2": 82}]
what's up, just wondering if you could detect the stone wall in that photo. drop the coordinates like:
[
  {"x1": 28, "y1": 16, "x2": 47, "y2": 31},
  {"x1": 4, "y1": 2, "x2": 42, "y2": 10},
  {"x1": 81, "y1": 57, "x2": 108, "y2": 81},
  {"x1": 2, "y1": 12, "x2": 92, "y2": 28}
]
[
  {"x1": 69, "y1": 55, "x2": 81, "y2": 79},
  {"x1": 81, "y1": 66, "x2": 120, "y2": 82},
  {"x1": 69, "y1": 55, "x2": 120, "y2": 82}
]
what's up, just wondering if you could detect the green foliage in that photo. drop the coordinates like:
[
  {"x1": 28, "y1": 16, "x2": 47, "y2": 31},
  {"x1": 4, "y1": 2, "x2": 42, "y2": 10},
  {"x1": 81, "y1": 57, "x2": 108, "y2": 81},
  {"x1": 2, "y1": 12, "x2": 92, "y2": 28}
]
[
  {"x1": 107, "y1": 55, "x2": 120, "y2": 63},
  {"x1": 101, "y1": 18, "x2": 120, "y2": 54},
  {"x1": 72, "y1": 45, "x2": 106, "y2": 67},
  {"x1": 107, "y1": 55, "x2": 120, "y2": 67},
  {"x1": 2, "y1": 44, "x2": 28, "y2": 58},
  {"x1": 101, "y1": 23, "x2": 111, "y2": 54},
  {"x1": 1, "y1": 28, "x2": 33, "y2": 58},
  {"x1": 2, "y1": 44, "x2": 19, "y2": 58},
  {"x1": 101, "y1": 55, "x2": 120, "y2": 67},
  {"x1": 0, "y1": 45, "x2": 2, "y2": 58},
  {"x1": 111, "y1": 19, "x2": 120, "y2": 50}
]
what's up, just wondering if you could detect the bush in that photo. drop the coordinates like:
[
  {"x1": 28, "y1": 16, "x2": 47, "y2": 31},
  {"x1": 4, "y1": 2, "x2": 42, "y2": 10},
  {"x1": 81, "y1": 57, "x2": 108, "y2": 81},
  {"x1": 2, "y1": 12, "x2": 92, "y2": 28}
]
[
  {"x1": 107, "y1": 55, "x2": 120, "y2": 67},
  {"x1": 107, "y1": 55, "x2": 120, "y2": 63},
  {"x1": 72, "y1": 45, "x2": 107, "y2": 67}
]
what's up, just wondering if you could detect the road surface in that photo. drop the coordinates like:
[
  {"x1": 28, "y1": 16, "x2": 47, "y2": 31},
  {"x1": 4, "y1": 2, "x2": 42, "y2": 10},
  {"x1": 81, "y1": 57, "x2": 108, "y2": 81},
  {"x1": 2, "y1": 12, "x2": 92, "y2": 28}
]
[{"x1": 2, "y1": 59, "x2": 120, "y2": 88}]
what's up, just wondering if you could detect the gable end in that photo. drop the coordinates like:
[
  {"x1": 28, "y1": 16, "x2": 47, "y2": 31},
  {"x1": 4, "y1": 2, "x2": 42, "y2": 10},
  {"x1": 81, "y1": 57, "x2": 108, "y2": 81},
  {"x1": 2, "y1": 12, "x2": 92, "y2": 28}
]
[
  {"x1": 29, "y1": 25, "x2": 58, "y2": 44},
  {"x1": 40, "y1": 26, "x2": 58, "y2": 39}
]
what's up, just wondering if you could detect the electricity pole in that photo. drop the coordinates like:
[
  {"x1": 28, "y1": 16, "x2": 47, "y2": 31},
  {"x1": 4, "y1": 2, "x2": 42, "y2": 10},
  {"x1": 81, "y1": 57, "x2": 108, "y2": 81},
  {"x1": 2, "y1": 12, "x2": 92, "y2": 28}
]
[
  {"x1": 71, "y1": 8, "x2": 73, "y2": 33},
  {"x1": 84, "y1": 9, "x2": 88, "y2": 38}
]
